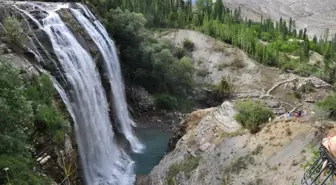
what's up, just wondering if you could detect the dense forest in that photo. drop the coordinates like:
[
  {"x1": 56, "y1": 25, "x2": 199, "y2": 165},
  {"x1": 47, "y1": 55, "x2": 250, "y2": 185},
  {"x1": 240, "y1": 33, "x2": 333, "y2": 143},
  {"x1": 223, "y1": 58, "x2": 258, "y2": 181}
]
[
  {"x1": 82, "y1": 0, "x2": 336, "y2": 84},
  {"x1": 83, "y1": 0, "x2": 336, "y2": 115}
]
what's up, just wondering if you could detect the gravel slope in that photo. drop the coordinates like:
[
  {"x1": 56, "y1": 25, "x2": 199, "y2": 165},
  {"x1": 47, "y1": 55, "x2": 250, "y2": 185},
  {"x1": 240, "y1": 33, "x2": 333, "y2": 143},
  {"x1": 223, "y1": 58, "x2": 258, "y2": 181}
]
[{"x1": 222, "y1": 0, "x2": 336, "y2": 39}]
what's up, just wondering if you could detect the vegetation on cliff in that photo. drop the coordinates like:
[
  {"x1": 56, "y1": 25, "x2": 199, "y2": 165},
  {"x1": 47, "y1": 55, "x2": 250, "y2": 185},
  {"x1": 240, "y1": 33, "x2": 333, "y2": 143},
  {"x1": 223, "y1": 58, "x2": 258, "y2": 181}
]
[
  {"x1": 96, "y1": 8, "x2": 195, "y2": 97},
  {"x1": 167, "y1": 156, "x2": 201, "y2": 185},
  {"x1": 317, "y1": 93, "x2": 336, "y2": 120},
  {"x1": 0, "y1": 60, "x2": 70, "y2": 184}
]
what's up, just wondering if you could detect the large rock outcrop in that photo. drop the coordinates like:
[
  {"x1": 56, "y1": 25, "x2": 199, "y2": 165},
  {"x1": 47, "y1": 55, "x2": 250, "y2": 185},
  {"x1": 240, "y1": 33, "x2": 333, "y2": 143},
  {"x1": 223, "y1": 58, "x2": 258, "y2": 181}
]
[{"x1": 138, "y1": 101, "x2": 324, "y2": 185}]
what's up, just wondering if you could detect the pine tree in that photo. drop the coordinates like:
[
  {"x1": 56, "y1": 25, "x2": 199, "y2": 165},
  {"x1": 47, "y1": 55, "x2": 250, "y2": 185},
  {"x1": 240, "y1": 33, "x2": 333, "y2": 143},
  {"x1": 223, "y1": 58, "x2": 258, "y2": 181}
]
[
  {"x1": 313, "y1": 35, "x2": 318, "y2": 44},
  {"x1": 282, "y1": 21, "x2": 288, "y2": 40},
  {"x1": 332, "y1": 34, "x2": 336, "y2": 52},
  {"x1": 303, "y1": 38, "x2": 310, "y2": 58},
  {"x1": 293, "y1": 29, "x2": 297, "y2": 38},
  {"x1": 324, "y1": 28, "x2": 330, "y2": 43},
  {"x1": 299, "y1": 29, "x2": 303, "y2": 39},
  {"x1": 258, "y1": 15, "x2": 263, "y2": 39},
  {"x1": 303, "y1": 28, "x2": 307, "y2": 40},
  {"x1": 289, "y1": 17, "x2": 292, "y2": 34},
  {"x1": 214, "y1": 0, "x2": 224, "y2": 21},
  {"x1": 292, "y1": 20, "x2": 296, "y2": 30}
]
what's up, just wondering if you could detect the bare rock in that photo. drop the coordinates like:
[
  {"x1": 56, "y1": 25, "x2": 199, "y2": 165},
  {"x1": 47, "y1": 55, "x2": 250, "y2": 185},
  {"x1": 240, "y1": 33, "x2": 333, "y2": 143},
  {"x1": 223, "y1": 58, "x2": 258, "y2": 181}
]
[
  {"x1": 127, "y1": 85, "x2": 155, "y2": 112},
  {"x1": 199, "y1": 142, "x2": 211, "y2": 152}
]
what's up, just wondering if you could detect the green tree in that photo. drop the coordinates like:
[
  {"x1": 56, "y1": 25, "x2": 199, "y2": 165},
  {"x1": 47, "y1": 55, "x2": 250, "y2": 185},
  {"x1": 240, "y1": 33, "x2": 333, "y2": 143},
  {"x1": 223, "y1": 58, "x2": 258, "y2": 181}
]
[
  {"x1": 317, "y1": 93, "x2": 336, "y2": 120},
  {"x1": 289, "y1": 17, "x2": 293, "y2": 34},
  {"x1": 213, "y1": 0, "x2": 224, "y2": 21},
  {"x1": 234, "y1": 100, "x2": 274, "y2": 133},
  {"x1": 213, "y1": 77, "x2": 233, "y2": 100}
]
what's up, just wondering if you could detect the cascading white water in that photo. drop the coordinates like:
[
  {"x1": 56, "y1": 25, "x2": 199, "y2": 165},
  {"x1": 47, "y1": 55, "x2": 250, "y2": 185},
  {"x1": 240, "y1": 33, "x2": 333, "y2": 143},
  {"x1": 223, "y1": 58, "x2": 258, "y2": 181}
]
[
  {"x1": 70, "y1": 6, "x2": 144, "y2": 153},
  {"x1": 16, "y1": 3, "x2": 140, "y2": 185}
]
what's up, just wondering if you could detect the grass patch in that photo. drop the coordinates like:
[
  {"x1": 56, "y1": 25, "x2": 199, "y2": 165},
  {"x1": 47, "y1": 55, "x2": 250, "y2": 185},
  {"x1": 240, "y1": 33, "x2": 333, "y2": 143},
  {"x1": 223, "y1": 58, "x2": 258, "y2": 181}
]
[
  {"x1": 225, "y1": 154, "x2": 255, "y2": 174},
  {"x1": 252, "y1": 145, "x2": 264, "y2": 155},
  {"x1": 300, "y1": 143, "x2": 319, "y2": 170},
  {"x1": 213, "y1": 42, "x2": 227, "y2": 52},
  {"x1": 215, "y1": 129, "x2": 247, "y2": 145},
  {"x1": 213, "y1": 77, "x2": 234, "y2": 100},
  {"x1": 167, "y1": 156, "x2": 201, "y2": 185}
]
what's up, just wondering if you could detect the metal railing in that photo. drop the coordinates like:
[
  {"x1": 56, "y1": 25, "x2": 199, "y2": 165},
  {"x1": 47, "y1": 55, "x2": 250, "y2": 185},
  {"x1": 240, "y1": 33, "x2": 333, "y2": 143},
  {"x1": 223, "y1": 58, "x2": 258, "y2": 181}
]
[{"x1": 302, "y1": 145, "x2": 336, "y2": 185}]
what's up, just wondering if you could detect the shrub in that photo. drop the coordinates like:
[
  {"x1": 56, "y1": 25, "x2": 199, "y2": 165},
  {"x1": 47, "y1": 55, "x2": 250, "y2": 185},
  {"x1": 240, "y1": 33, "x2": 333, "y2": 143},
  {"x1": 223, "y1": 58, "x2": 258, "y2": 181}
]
[
  {"x1": 231, "y1": 53, "x2": 245, "y2": 68},
  {"x1": 173, "y1": 56, "x2": 195, "y2": 90},
  {"x1": 167, "y1": 156, "x2": 201, "y2": 185},
  {"x1": 297, "y1": 81, "x2": 315, "y2": 93},
  {"x1": 0, "y1": 62, "x2": 51, "y2": 184},
  {"x1": 261, "y1": 32, "x2": 271, "y2": 41},
  {"x1": 35, "y1": 105, "x2": 69, "y2": 135},
  {"x1": 213, "y1": 77, "x2": 233, "y2": 100},
  {"x1": 234, "y1": 100, "x2": 274, "y2": 133},
  {"x1": 317, "y1": 93, "x2": 336, "y2": 120},
  {"x1": 155, "y1": 94, "x2": 178, "y2": 110},
  {"x1": 0, "y1": 62, "x2": 33, "y2": 129},
  {"x1": 3, "y1": 17, "x2": 25, "y2": 45},
  {"x1": 225, "y1": 154, "x2": 254, "y2": 174},
  {"x1": 0, "y1": 155, "x2": 52, "y2": 185},
  {"x1": 183, "y1": 38, "x2": 195, "y2": 51},
  {"x1": 26, "y1": 74, "x2": 56, "y2": 108},
  {"x1": 174, "y1": 47, "x2": 187, "y2": 59},
  {"x1": 53, "y1": 130, "x2": 66, "y2": 144}
]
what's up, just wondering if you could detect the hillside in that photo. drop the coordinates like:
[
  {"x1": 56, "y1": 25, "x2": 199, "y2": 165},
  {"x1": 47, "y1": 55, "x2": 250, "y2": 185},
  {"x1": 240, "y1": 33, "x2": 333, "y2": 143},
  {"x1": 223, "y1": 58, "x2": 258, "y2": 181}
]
[
  {"x1": 222, "y1": 0, "x2": 336, "y2": 39},
  {"x1": 160, "y1": 29, "x2": 331, "y2": 113},
  {"x1": 137, "y1": 29, "x2": 334, "y2": 185}
]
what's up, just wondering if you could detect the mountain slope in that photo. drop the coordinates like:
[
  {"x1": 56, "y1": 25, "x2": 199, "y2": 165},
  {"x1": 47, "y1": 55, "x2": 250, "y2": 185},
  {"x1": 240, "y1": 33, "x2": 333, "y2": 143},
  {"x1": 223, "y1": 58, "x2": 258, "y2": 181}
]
[
  {"x1": 222, "y1": 0, "x2": 336, "y2": 38},
  {"x1": 137, "y1": 29, "x2": 334, "y2": 185},
  {"x1": 161, "y1": 29, "x2": 331, "y2": 113}
]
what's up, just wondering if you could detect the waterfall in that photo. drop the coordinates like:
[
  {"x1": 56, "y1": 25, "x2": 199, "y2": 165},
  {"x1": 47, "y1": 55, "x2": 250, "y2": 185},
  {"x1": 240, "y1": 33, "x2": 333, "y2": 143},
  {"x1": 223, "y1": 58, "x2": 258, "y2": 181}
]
[
  {"x1": 14, "y1": 3, "x2": 142, "y2": 185},
  {"x1": 70, "y1": 6, "x2": 144, "y2": 153}
]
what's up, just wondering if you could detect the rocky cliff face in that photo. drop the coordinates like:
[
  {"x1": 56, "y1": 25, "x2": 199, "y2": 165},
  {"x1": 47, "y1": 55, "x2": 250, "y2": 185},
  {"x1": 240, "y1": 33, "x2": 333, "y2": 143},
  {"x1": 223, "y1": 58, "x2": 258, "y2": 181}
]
[
  {"x1": 0, "y1": 2, "x2": 105, "y2": 184},
  {"x1": 138, "y1": 30, "x2": 334, "y2": 185},
  {"x1": 138, "y1": 101, "x2": 326, "y2": 185}
]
